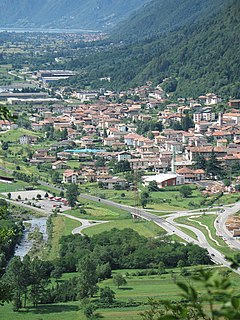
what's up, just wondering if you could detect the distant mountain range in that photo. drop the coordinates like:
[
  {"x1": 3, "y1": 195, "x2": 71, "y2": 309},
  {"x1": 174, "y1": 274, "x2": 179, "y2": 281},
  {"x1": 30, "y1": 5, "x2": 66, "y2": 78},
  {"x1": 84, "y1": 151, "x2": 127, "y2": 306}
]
[{"x1": 0, "y1": 0, "x2": 150, "y2": 31}]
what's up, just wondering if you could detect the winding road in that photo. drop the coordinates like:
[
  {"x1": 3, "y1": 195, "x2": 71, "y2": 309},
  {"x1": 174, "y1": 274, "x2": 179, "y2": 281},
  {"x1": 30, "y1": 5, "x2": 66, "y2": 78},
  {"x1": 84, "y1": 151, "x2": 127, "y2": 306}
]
[{"x1": 2, "y1": 176, "x2": 240, "y2": 273}]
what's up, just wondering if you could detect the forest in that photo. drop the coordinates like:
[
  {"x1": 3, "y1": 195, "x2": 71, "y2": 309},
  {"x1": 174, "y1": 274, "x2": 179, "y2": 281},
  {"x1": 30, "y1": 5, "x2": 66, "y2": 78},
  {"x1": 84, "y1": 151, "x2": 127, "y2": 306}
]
[
  {"x1": 0, "y1": 228, "x2": 211, "y2": 310},
  {"x1": 56, "y1": 0, "x2": 240, "y2": 98}
]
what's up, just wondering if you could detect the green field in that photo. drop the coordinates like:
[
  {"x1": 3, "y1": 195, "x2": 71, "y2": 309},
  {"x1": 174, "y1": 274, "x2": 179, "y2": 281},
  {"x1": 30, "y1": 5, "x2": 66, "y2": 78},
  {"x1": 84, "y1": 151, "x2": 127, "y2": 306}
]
[
  {"x1": 85, "y1": 184, "x2": 240, "y2": 211},
  {"x1": 1, "y1": 266, "x2": 240, "y2": 320},
  {"x1": 0, "y1": 180, "x2": 29, "y2": 193},
  {"x1": 43, "y1": 215, "x2": 81, "y2": 260},
  {"x1": 0, "y1": 128, "x2": 41, "y2": 143},
  {"x1": 67, "y1": 199, "x2": 130, "y2": 221},
  {"x1": 83, "y1": 219, "x2": 166, "y2": 238}
]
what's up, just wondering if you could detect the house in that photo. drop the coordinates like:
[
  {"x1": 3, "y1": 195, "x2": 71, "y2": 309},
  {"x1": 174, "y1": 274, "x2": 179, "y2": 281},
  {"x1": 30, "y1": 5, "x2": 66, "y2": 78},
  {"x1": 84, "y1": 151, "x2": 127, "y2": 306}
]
[
  {"x1": 165, "y1": 141, "x2": 183, "y2": 154},
  {"x1": 74, "y1": 91, "x2": 98, "y2": 102},
  {"x1": 32, "y1": 123, "x2": 43, "y2": 131},
  {"x1": 228, "y1": 100, "x2": 240, "y2": 108},
  {"x1": 19, "y1": 135, "x2": 38, "y2": 145},
  {"x1": 62, "y1": 170, "x2": 78, "y2": 184},
  {"x1": 185, "y1": 146, "x2": 227, "y2": 161},
  {"x1": 176, "y1": 168, "x2": 206, "y2": 182},
  {"x1": 52, "y1": 160, "x2": 69, "y2": 170},
  {"x1": 0, "y1": 120, "x2": 18, "y2": 131},
  {"x1": 205, "y1": 93, "x2": 221, "y2": 105},
  {"x1": 117, "y1": 151, "x2": 132, "y2": 162},
  {"x1": 124, "y1": 133, "x2": 142, "y2": 146},
  {"x1": 193, "y1": 107, "x2": 215, "y2": 123},
  {"x1": 100, "y1": 177, "x2": 128, "y2": 189},
  {"x1": 143, "y1": 173, "x2": 185, "y2": 188}
]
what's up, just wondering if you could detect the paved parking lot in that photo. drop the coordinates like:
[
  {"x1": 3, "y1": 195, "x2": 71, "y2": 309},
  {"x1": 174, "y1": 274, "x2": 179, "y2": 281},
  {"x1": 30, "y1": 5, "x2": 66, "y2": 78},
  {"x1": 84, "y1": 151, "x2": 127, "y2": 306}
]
[{"x1": 2, "y1": 190, "x2": 71, "y2": 213}]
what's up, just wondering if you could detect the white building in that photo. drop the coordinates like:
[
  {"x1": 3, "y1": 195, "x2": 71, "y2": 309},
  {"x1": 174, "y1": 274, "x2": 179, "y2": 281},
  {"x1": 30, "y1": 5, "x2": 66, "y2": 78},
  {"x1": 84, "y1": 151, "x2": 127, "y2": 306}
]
[{"x1": 143, "y1": 173, "x2": 185, "y2": 188}]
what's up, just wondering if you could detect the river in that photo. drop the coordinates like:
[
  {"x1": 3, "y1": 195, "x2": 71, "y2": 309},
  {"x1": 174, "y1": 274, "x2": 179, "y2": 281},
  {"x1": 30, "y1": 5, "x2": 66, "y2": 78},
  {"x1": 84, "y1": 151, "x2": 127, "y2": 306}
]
[{"x1": 14, "y1": 216, "x2": 48, "y2": 259}]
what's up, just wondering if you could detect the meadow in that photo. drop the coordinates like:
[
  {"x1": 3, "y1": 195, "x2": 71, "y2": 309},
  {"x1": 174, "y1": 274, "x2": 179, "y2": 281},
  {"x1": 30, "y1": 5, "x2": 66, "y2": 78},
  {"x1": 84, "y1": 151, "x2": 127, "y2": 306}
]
[{"x1": 1, "y1": 266, "x2": 240, "y2": 320}]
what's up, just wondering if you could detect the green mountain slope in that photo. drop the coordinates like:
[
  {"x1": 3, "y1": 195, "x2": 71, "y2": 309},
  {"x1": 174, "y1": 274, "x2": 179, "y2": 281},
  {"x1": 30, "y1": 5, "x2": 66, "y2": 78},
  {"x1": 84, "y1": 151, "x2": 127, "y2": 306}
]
[
  {"x1": 111, "y1": 0, "x2": 227, "y2": 42},
  {"x1": 0, "y1": 0, "x2": 150, "y2": 30},
  {"x1": 62, "y1": 0, "x2": 239, "y2": 98}
]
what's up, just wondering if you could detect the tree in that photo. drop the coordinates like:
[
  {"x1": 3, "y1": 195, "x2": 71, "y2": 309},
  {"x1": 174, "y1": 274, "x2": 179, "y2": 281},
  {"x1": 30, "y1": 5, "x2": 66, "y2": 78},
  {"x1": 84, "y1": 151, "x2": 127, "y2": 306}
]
[
  {"x1": 179, "y1": 185, "x2": 192, "y2": 198},
  {"x1": 206, "y1": 151, "x2": 222, "y2": 178},
  {"x1": 4, "y1": 257, "x2": 25, "y2": 311},
  {"x1": 77, "y1": 256, "x2": 98, "y2": 299},
  {"x1": 83, "y1": 302, "x2": 97, "y2": 319},
  {"x1": 99, "y1": 286, "x2": 115, "y2": 304},
  {"x1": 51, "y1": 171, "x2": 60, "y2": 184},
  {"x1": 0, "y1": 105, "x2": 16, "y2": 121},
  {"x1": 141, "y1": 192, "x2": 150, "y2": 208},
  {"x1": 114, "y1": 160, "x2": 131, "y2": 173},
  {"x1": 158, "y1": 261, "x2": 166, "y2": 275},
  {"x1": 181, "y1": 113, "x2": 194, "y2": 131},
  {"x1": 235, "y1": 185, "x2": 240, "y2": 192},
  {"x1": 1, "y1": 141, "x2": 9, "y2": 151},
  {"x1": 61, "y1": 128, "x2": 68, "y2": 140},
  {"x1": 0, "y1": 281, "x2": 12, "y2": 306},
  {"x1": 113, "y1": 274, "x2": 127, "y2": 289},
  {"x1": 66, "y1": 184, "x2": 79, "y2": 208},
  {"x1": 177, "y1": 259, "x2": 185, "y2": 269},
  {"x1": 51, "y1": 266, "x2": 63, "y2": 281},
  {"x1": 194, "y1": 153, "x2": 207, "y2": 170},
  {"x1": 96, "y1": 262, "x2": 111, "y2": 281},
  {"x1": 95, "y1": 157, "x2": 105, "y2": 167},
  {"x1": 148, "y1": 180, "x2": 159, "y2": 192}
]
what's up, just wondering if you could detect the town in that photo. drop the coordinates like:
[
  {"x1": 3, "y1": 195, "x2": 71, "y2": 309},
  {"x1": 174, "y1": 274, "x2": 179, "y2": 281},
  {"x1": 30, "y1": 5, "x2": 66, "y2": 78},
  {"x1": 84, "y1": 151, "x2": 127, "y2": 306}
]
[{"x1": 0, "y1": 7, "x2": 240, "y2": 318}]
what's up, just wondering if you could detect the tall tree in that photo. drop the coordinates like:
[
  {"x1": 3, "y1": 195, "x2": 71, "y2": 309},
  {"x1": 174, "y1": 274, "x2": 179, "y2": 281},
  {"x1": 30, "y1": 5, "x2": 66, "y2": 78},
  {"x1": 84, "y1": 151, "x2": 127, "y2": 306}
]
[
  {"x1": 206, "y1": 151, "x2": 222, "y2": 178},
  {"x1": 181, "y1": 113, "x2": 194, "y2": 131},
  {"x1": 66, "y1": 183, "x2": 79, "y2": 208},
  {"x1": 113, "y1": 274, "x2": 127, "y2": 289},
  {"x1": 77, "y1": 256, "x2": 98, "y2": 299}
]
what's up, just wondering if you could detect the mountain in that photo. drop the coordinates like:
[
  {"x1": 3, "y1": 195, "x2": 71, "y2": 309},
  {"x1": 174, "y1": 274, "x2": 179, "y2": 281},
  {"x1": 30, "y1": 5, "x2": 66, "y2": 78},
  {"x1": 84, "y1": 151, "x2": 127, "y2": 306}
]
[
  {"x1": 111, "y1": 0, "x2": 227, "y2": 42},
  {"x1": 0, "y1": 0, "x2": 150, "y2": 31},
  {"x1": 61, "y1": 0, "x2": 239, "y2": 98}
]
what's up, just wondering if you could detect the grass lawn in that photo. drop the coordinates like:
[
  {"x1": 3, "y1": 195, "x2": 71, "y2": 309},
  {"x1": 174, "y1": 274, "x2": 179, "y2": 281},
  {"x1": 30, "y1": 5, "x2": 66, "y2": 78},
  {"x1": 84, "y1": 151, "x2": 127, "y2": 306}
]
[
  {"x1": 177, "y1": 225, "x2": 198, "y2": 240},
  {"x1": 0, "y1": 128, "x2": 41, "y2": 142},
  {"x1": 43, "y1": 215, "x2": 81, "y2": 260},
  {"x1": 0, "y1": 169, "x2": 12, "y2": 177},
  {"x1": 0, "y1": 302, "x2": 85, "y2": 320},
  {"x1": 84, "y1": 184, "x2": 229, "y2": 211},
  {"x1": 2, "y1": 266, "x2": 239, "y2": 320},
  {"x1": 83, "y1": 219, "x2": 166, "y2": 238},
  {"x1": 67, "y1": 198, "x2": 130, "y2": 221},
  {"x1": 0, "y1": 180, "x2": 29, "y2": 193}
]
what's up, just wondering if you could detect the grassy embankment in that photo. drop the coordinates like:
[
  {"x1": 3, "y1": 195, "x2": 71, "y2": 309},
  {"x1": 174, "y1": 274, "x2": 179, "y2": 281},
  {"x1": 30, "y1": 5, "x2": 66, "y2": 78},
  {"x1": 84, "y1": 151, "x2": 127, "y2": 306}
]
[{"x1": 175, "y1": 214, "x2": 236, "y2": 258}]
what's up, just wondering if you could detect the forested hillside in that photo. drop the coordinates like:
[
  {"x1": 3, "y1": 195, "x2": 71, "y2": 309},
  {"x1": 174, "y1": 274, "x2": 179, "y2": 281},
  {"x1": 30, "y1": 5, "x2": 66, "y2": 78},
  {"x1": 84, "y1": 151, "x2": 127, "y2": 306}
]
[
  {"x1": 61, "y1": 0, "x2": 239, "y2": 98},
  {"x1": 0, "y1": 0, "x2": 149, "y2": 30},
  {"x1": 111, "y1": 0, "x2": 226, "y2": 42}
]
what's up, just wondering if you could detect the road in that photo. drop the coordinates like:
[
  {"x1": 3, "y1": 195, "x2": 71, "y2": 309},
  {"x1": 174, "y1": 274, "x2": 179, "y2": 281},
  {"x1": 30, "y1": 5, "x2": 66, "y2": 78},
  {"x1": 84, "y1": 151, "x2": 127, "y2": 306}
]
[
  {"x1": 58, "y1": 212, "x2": 108, "y2": 235},
  {"x1": 80, "y1": 193, "x2": 240, "y2": 273},
  {"x1": 2, "y1": 175, "x2": 240, "y2": 272},
  {"x1": 215, "y1": 202, "x2": 240, "y2": 250}
]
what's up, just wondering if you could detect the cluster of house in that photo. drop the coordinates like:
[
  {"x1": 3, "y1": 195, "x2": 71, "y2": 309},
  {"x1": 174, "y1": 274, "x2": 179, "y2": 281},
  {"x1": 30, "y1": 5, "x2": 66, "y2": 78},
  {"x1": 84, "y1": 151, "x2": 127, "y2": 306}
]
[{"x1": 3, "y1": 83, "x2": 240, "y2": 191}]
